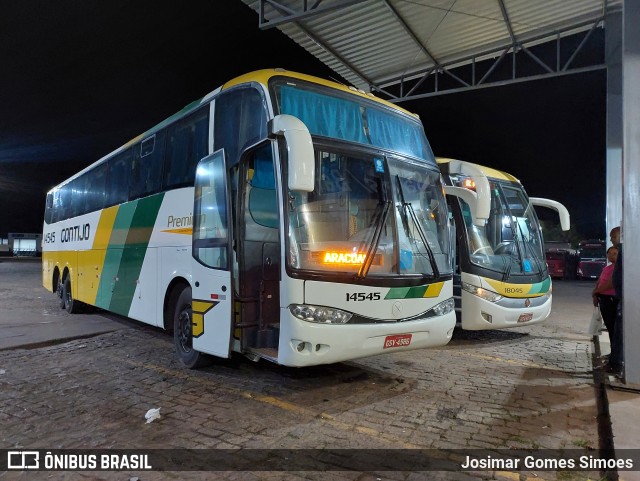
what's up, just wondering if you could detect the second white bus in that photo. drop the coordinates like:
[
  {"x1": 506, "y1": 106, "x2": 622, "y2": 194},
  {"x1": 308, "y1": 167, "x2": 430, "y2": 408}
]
[{"x1": 438, "y1": 158, "x2": 570, "y2": 330}]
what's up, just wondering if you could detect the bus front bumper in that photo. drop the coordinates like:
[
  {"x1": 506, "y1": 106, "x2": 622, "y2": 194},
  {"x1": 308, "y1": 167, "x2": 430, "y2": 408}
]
[
  {"x1": 460, "y1": 291, "x2": 552, "y2": 330},
  {"x1": 276, "y1": 309, "x2": 456, "y2": 367}
]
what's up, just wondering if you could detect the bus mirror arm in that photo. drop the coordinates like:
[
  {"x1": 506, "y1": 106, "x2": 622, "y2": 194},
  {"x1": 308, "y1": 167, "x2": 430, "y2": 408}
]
[
  {"x1": 529, "y1": 197, "x2": 571, "y2": 231},
  {"x1": 443, "y1": 159, "x2": 492, "y2": 222},
  {"x1": 444, "y1": 186, "x2": 489, "y2": 227},
  {"x1": 269, "y1": 114, "x2": 315, "y2": 192}
]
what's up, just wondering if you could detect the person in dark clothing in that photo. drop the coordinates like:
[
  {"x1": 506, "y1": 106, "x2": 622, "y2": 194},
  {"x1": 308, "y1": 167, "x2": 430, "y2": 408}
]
[{"x1": 607, "y1": 226, "x2": 623, "y2": 377}]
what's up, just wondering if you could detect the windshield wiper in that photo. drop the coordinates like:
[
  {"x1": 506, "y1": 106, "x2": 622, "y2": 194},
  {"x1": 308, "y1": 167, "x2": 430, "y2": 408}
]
[
  {"x1": 499, "y1": 195, "x2": 526, "y2": 280},
  {"x1": 356, "y1": 174, "x2": 391, "y2": 279},
  {"x1": 513, "y1": 209, "x2": 545, "y2": 276},
  {"x1": 395, "y1": 176, "x2": 440, "y2": 280}
]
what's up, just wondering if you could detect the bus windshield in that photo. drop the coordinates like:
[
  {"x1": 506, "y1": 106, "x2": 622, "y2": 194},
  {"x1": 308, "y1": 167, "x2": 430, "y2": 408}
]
[
  {"x1": 270, "y1": 77, "x2": 433, "y2": 162},
  {"x1": 456, "y1": 179, "x2": 546, "y2": 278},
  {"x1": 287, "y1": 148, "x2": 452, "y2": 279}
]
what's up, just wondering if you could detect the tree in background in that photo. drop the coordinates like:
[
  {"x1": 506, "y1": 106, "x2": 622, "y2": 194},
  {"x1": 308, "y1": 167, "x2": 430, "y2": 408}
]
[{"x1": 540, "y1": 220, "x2": 584, "y2": 249}]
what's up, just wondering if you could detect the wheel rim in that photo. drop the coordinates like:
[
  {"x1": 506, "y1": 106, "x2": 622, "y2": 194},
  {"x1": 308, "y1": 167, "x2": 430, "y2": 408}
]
[{"x1": 177, "y1": 308, "x2": 193, "y2": 354}]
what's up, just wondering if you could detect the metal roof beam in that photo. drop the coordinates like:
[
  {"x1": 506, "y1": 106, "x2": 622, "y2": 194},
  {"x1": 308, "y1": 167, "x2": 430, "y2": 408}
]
[
  {"x1": 405, "y1": 67, "x2": 436, "y2": 97},
  {"x1": 378, "y1": 14, "x2": 606, "y2": 102},
  {"x1": 562, "y1": 18, "x2": 600, "y2": 71},
  {"x1": 497, "y1": 0, "x2": 517, "y2": 46},
  {"x1": 378, "y1": 16, "x2": 606, "y2": 89},
  {"x1": 388, "y1": 64, "x2": 606, "y2": 103},
  {"x1": 381, "y1": 0, "x2": 441, "y2": 67},
  {"x1": 478, "y1": 47, "x2": 510, "y2": 85},
  {"x1": 258, "y1": 0, "x2": 369, "y2": 29},
  {"x1": 521, "y1": 45, "x2": 554, "y2": 74}
]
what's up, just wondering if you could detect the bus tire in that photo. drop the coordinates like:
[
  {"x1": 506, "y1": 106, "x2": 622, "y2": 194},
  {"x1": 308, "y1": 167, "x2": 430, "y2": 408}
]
[
  {"x1": 57, "y1": 277, "x2": 65, "y2": 309},
  {"x1": 173, "y1": 286, "x2": 209, "y2": 369},
  {"x1": 62, "y1": 276, "x2": 82, "y2": 314}
]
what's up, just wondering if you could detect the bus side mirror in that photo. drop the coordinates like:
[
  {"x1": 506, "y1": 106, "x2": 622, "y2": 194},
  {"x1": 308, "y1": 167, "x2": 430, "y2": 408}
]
[
  {"x1": 269, "y1": 114, "x2": 315, "y2": 192},
  {"x1": 529, "y1": 197, "x2": 571, "y2": 231},
  {"x1": 444, "y1": 185, "x2": 489, "y2": 227}
]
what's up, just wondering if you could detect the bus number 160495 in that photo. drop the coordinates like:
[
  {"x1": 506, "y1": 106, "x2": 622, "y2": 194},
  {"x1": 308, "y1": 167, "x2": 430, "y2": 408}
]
[{"x1": 346, "y1": 292, "x2": 381, "y2": 302}]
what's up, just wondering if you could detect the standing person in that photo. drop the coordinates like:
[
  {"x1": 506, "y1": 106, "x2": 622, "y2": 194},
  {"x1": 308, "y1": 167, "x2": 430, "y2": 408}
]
[
  {"x1": 607, "y1": 226, "x2": 623, "y2": 377},
  {"x1": 592, "y1": 245, "x2": 619, "y2": 347}
]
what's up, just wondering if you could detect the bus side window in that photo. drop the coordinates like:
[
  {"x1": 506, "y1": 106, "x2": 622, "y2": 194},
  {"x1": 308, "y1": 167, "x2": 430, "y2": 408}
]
[
  {"x1": 51, "y1": 189, "x2": 62, "y2": 223},
  {"x1": 44, "y1": 193, "x2": 53, "y2": 224},
  {"x1": 106, "y1": 149, "x2": 132, "y2": 207},
  {"x1": 70, "y1": 175, "x2": 87, "y2": 217},
  {"x1": 85, "y1": 162, "x2": 106, "y2": 213},
  {"x1": 131, "y1": 131, "x2": 165, "y2": 199},
  {"x1": 164, "y1": 109, "x2": 209, "y2": 190},
  {"x1": 59, "y1": 183, "x2": 72, "y2": 221}
]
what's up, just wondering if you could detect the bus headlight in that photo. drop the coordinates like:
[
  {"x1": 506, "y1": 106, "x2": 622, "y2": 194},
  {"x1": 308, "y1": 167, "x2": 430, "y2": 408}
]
[
  {"x1": 461, "y1": 282, "x2": 503, "y2": 302},
  {"x1": 428, "y1": 298, "x2": 455, "y2": 317},
  {"x1": 289, "y1": 304, "x2": 353, "y2": 324}
]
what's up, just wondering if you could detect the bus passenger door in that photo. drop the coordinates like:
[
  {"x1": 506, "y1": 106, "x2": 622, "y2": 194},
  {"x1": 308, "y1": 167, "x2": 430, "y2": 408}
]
[
  {"x1": 191, "y1": 150, "x2": 233, "y2": 358},
  {"x1": 238, "y1": 144, "x2": 281, "y2": 356}
]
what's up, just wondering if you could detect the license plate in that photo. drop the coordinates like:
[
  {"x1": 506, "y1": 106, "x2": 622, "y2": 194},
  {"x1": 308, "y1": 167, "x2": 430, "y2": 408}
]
[
  {"x1": 518, "y1": 313, "x2": 533, "y2": 323},
  {"x1": 384, "y1": 334, "x2": 412, "y2": 349}
]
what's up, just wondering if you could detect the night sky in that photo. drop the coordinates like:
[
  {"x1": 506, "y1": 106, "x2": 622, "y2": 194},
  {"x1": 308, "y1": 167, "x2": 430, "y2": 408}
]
[{"x1": 0, "y1": 2, "x2": 606, "y2": 240}]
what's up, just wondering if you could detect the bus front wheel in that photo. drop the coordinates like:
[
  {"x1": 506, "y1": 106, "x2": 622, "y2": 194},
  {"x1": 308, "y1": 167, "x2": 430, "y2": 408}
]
[{"x1": 172, "y1": 286, "x2": 209, "y2": 369}]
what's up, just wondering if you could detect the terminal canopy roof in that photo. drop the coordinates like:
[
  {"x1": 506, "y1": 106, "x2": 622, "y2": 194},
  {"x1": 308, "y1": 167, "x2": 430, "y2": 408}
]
[{"x1": 240, "y1": 0, "x2": 621, "y2": 101}]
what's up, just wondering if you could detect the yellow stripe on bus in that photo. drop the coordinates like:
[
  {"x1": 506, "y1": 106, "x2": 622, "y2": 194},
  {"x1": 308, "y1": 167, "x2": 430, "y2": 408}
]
[
  {"x1": 93, "y1": 206, "x2": 119, "y2": 249},
  {"x1": 423, "y1": 282, "x2": 444, "y2": 298},
  {"x1": 79, "y1": 206, "x2": 119, "y2": 305},
  {"x1": 162, "y1": 227, "x2": 193, "y2": 235},
  {"x1": 483, "y1": 278, "x2": 548, "y2": 298}
]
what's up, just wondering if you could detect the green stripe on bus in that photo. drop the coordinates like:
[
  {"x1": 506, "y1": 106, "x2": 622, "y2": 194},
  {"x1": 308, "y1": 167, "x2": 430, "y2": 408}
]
[
  {"x1": 95, "y1": 202, "x2": 138, "y2": 310},
  {"x1": 385, "y1": 285, "x2": 427, "y2": 299},
  {"x1": 385, "y1": 282, "x2": 445, "y2": 299},
  {"x1": 108, "y1": 194, "x2": 165, "y2": 315},
  {"x1": 385, "y1": 287, "x2": 410, "y2": 300},
  {"x1": 528, "y1": 277, "x2": 551, "y2": 295}
]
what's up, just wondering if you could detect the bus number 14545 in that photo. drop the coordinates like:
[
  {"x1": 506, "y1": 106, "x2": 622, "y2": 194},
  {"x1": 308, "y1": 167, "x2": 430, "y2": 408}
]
[{"x1": 346, "y1": 292, "x2": 381, "y2": 302}]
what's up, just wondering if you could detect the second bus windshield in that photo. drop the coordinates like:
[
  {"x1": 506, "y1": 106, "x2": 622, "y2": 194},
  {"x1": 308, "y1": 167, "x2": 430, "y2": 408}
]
[{"x1": 458, "y1": 180, "x2": 546, "y2": 278}]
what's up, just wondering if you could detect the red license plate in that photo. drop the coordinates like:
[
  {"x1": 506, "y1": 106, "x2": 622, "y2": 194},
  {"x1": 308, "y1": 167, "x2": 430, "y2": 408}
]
[
  {"x1": 517, "y1": 313, "x2": 533, "y2": 323},
  {"x1": 383, "y1": 334, "x2": 412, "y2": 349}
]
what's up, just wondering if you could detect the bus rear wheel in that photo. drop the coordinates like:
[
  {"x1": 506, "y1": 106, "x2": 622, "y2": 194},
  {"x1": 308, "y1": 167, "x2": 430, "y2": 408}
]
[
  {"x1": 56, "y1": 277, "x2": 65, "y2": 309},
  {"x1": 62, "y1": 276, "x2": 82, "y2": 314},
  {"x1": 172, "y1": 286, "x2": 209, "y2": 369}
]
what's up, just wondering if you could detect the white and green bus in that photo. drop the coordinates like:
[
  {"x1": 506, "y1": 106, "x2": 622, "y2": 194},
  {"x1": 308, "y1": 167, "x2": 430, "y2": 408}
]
[
  {"x1": 42, "y1": 69, "x2": 456, "y2": 368},
  {"x1": 437, "y1": 158, "x2": 570, "y2": 330}
]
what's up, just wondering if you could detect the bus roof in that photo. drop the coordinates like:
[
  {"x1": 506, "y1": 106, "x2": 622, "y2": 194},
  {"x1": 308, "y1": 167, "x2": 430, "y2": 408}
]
[
  {"x1": 48, "y1": 69, "x2": 419, "y2": 194},
  {"x1": 436, "y1": 157, "x2": 520, "y2": 183}
]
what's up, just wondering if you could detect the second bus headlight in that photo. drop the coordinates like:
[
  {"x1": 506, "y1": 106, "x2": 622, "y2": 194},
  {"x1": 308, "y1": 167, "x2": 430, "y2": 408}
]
[
  {"x1": 289, "y1": 304, "x2": 353, "y2": 324},
  {"x1": 461, "y1": 282, "x2": 503, "y2": 302}
]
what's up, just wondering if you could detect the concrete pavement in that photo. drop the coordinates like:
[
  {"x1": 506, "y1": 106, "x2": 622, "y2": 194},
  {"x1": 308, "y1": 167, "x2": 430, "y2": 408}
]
[{"x1": 0, "y1": 257, "x2": 131, "y2": 350}]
